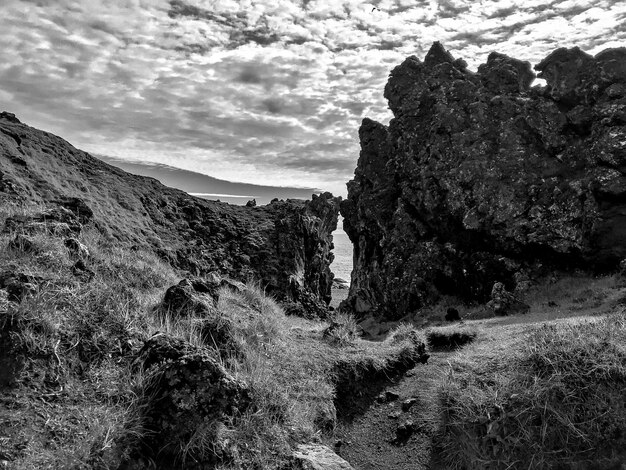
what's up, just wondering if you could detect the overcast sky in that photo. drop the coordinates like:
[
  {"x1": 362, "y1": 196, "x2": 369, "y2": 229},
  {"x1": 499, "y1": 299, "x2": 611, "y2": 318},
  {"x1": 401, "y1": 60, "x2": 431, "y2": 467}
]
[{"x1": 1, "y1": 0, "x2": 624, "y2": 196}]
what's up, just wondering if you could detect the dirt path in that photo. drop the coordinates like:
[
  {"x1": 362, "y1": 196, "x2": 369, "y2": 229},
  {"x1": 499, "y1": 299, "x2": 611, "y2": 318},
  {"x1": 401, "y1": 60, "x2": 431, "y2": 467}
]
[
  {"x1": 331, "y1": 351, "x2": 454, "y2": 470},
  {"x1": 330, "y1": 278, "x2": 626, "y2": 470}
]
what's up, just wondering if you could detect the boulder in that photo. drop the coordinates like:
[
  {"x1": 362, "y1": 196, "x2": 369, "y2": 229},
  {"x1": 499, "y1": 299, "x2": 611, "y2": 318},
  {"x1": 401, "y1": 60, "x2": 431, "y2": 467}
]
[
  {"x1": 160, "y1": 277, "x2": 220, "y2": 318},
  {"x1": 341, "y1": 42, "x2": 626, "y2": 321},
  {"x1": 376, "y1": 390, "x2": 400, "y2": 403},
  {"x1": 54, "y1": 197, "x2": 93, "y2": 225},
  {"x1": 394, "y1": 420, "x2": 416, "y2": 443},
  {"x1": 401, "y1": 397, "x2": 418, "y2": 412},
  {"x1": 135, "y1": 334, "x2": 252, "y2": 466},
  {"x1": 477, "y1": 52, "x2": 535, "y2": 94},
  {"x1": 0, "y1": 112, "x2": 20, "y2": 123},
  {"x1": 158, "y1": 277, "x2": 243, "y2": 356},
  {"x1": 291, "y1": 444, "x2": 354, "y2": 470},
  {"x1": 134, "y1": 334, "x2": 191, "y2": 369}
]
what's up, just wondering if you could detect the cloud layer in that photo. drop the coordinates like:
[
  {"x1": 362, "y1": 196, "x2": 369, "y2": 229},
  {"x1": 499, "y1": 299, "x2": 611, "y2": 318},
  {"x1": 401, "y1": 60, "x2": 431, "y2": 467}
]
[{"x1": 1, "y1": 0, "x2": 624, "y2": 195}]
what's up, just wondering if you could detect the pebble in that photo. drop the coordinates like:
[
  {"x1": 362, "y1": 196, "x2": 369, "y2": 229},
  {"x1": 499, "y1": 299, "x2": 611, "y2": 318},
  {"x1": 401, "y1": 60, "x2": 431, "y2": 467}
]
[{"x1": 401, "y1": 397, "x2": 418, "y2": 411}]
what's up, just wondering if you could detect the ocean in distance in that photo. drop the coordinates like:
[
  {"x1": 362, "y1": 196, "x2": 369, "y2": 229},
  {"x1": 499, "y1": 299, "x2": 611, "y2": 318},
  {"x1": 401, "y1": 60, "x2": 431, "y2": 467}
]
[{"x1": 331, "y1": 226, "x2": 352, "y2": 283}]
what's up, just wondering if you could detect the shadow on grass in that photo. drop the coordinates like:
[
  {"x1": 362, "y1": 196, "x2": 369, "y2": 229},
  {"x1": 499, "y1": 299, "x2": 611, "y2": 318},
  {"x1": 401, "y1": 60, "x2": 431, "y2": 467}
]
[{"x1": 426, "y1": 328, "x2": 476, "y2": 351}]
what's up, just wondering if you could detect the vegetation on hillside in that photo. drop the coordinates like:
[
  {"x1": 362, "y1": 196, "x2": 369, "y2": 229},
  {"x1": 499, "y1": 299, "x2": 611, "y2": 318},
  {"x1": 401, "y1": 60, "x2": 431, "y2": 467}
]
[
  {"x1": 0, "y1": 202, "x2": 428, "y2": 469},
  {"x1": 437, "y1": 310, "x2": 626, "y2": 469}
]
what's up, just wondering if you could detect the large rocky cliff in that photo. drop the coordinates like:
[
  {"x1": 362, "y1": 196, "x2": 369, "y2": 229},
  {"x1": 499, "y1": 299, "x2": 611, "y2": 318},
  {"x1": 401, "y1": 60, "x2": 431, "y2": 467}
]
[
  {"x1": 341, "y1": 42, "x2": 626, "y2": 320},
  {"x1": 0, "y1": 113, "x2": 339, "y2": 316}
]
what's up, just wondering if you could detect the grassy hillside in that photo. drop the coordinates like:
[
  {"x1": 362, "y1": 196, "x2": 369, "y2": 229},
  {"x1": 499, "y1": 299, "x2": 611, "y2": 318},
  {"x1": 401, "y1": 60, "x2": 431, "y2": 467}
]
[
  {"x1": 0, "y1": 114, "x2": 340, "y2": 314},
  {"x1": 414, "y1": 272, "x2": 626, "y2": 470},
  {"x1": 0, "y1": 201, "x2": 427, "y2": 469},
  {"x1": 436, "y1": 309, "x2": 626, "y2": 469}
]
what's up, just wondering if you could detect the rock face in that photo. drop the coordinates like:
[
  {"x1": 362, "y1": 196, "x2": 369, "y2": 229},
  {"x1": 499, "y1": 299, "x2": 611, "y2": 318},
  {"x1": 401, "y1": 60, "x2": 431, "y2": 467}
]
[
  {"x1": 0, "y1": 116, "x2": 340, "y2": 315},
  {"x1": 341, "y1": 42, "x2": 626, "y2": 320}
]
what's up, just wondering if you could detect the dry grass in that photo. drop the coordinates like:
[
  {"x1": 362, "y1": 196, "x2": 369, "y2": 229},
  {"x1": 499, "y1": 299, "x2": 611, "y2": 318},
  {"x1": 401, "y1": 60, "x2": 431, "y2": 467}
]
[
  {"x1": 0, "y1": 202, "x2": 429, "y2": 469},
  {"x1": 324, "y1": 311, "x2": 359, "y2": 346},
  {"x1": 524, "y1": 273, "x2": 619, "y2": 313},
  {"x1": 437, "y1": 311, "x2": 626, "y2": 469},
  {"x1": 0, "y1": 203, "x2": 179, "y2": 469}
]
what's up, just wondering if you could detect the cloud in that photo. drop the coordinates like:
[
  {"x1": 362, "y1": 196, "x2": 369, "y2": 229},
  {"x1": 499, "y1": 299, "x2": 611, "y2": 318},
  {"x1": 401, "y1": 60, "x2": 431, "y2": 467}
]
[
  {"x1": 0, "y1": 0, "x2": 624, "y2": 197},
  {"x1": 438, "y1": 0, "x2": 471, "y2": 19}
]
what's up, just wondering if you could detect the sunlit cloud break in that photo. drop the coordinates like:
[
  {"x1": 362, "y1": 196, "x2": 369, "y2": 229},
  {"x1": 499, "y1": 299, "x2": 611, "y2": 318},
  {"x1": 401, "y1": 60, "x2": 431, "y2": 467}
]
[{"x1": 1, "y1": 0, "x2": 624, "y2": 196}]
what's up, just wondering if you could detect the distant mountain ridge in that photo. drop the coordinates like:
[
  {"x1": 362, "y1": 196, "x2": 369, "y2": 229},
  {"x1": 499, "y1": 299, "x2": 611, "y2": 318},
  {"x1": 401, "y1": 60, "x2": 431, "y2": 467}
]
[{"x1": 98, "y1": 154, "x2": 320, "y2": 206}]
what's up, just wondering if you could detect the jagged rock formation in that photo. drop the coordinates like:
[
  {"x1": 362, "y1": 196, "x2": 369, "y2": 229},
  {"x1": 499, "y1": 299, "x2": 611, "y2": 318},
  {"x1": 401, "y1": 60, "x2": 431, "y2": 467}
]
[
  {"x1": 341, "y1": 42, "x2": 626, "y2": 320},
  {"x1": 0, "y1": 115, "x2": 339, "y2": 315}
]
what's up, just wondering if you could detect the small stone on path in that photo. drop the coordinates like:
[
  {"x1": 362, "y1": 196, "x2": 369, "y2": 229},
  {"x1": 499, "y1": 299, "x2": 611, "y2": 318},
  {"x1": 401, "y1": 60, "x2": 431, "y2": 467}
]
[{"x1": 401, "y1": 398, "x2": 418, "y2": 411}]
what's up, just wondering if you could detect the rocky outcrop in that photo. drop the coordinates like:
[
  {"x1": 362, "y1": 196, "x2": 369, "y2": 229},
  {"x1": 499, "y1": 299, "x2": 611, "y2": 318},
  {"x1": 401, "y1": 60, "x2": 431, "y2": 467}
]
[
  {"x1": 0, "y1": 116, "x2": 340, "y2": 316},
  {"x1": 341, "y1": 42, "x2": 626, "y2": 320},
  {"x1": 160, "y1": 277, "x2": 222, "y2": 318},
  {"x1": 135, "y1": 334, "x2": 252, "y2": 467}
]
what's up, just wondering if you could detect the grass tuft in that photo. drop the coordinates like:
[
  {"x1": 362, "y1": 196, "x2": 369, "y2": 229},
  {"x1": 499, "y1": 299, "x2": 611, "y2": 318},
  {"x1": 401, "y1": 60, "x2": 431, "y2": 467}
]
[
  {"x1": 437, "y1": 311, "x2": 626, "y2": 469},
  {"x1": 323, "y1": 311, "x2": 359, "y2": 346}
]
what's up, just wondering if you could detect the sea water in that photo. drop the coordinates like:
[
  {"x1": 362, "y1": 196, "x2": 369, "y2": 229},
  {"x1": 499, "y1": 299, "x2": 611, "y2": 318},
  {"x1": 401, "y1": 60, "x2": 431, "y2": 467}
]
[{"x1": 331, "y1": 228, "x2": 352, "y2": 283}]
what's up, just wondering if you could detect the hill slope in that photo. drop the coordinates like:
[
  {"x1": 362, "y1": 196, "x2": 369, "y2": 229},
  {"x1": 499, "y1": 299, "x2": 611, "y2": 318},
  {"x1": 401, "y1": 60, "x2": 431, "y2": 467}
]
[{"x1": 0, "y1": 112, "x2": 339, "y2": 311}]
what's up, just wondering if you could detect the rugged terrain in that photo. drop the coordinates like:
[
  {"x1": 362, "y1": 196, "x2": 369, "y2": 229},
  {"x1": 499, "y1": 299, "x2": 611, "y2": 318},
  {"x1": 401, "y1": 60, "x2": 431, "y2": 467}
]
[
  {"x1": 0, "y1": 114, "x2": 429, "y2": 469},
  {"x1": 333, "y1": 274, "x2": 626, "y2": 469},
  {"x1": 341, "y1": 42, "x2": 626, "y2": 321},
  {"x1": 3, "y1": 41, "x2": 626, "y2": 470},
  {"x1": 0, "y1": 111, "x2": 340, "y2": 315}
]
